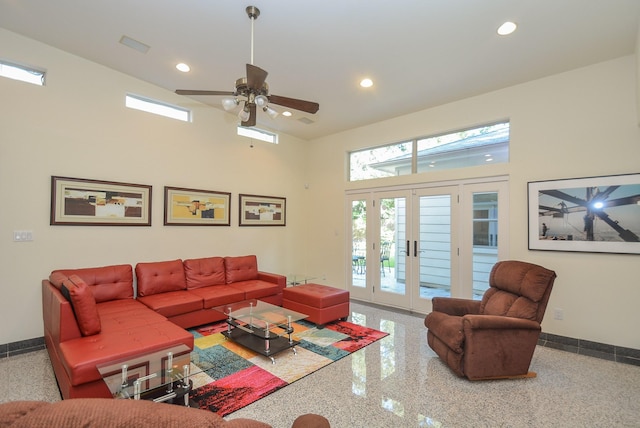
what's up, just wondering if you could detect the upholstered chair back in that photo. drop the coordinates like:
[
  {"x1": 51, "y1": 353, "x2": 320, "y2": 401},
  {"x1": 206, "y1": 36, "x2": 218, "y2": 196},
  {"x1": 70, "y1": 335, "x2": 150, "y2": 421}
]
[{"x1": 479, "y1": 260, "x2": 557, "y2": 323}]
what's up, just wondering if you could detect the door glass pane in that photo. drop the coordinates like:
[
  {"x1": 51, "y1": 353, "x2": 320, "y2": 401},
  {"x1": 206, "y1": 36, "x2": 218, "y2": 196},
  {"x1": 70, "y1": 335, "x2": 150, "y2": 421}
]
[
  {"x1": 351, "y1": 199, "x2": 367, "y2": 288},
  {"x1": 379, "y1": 197, "x2": 406, "y2": 296},
  {"x1": 418, "y1": 195, "x2": 451, "y2": 299},
  {"x1": 472, "y1": 192, "x2": 498, "y2": 299}
]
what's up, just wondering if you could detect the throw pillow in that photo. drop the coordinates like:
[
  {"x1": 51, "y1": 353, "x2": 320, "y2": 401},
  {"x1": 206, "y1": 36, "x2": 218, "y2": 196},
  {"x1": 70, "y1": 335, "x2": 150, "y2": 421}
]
[{"x1": 61, "y1": 275, "x2": 101, "y2": 336}]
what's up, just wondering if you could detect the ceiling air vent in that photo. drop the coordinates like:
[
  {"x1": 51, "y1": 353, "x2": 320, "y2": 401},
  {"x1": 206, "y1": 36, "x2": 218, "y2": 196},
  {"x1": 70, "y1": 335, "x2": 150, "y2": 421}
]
[
  {"x1": 298, "y1": 117, "x2": 314, "y2": 125},
  {"x1": 119, "y1": 35, "x2": 150, "y2": 54}
]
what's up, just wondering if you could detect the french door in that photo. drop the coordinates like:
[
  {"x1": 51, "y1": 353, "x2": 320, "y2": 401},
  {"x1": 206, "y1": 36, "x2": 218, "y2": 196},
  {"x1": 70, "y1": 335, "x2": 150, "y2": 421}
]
[{"x1": 347, "y1": 179, "x2": 508, "y2": 313}]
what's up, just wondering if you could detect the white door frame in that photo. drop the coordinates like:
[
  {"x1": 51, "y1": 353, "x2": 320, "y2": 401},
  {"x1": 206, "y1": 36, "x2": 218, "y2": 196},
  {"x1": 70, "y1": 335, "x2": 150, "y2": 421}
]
[{"x1": 346, "y1": 176, "x2": 509, "y2": 313}]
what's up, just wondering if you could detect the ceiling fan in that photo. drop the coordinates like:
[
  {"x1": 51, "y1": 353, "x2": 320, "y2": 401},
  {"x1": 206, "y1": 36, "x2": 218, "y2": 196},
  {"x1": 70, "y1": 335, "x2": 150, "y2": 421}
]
[{"x1": 175, "y1": 6, "x2": 319, "y2": 127}]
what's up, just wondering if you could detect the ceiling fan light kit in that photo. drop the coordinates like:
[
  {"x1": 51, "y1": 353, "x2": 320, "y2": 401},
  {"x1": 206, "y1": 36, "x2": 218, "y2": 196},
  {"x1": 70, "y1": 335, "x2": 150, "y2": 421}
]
[
  {"x1": 221, "y1": 98, "x2": 239, "y2": 111},
  {"x1": 263, "y1": 106, "x2": 278, "y2": 119},
  {"x1": 238, "y1": 108, "x2": 251, "y2": 122},
  {"x1": 175, "y1": 5, "x2": 319, "y2": 128}
]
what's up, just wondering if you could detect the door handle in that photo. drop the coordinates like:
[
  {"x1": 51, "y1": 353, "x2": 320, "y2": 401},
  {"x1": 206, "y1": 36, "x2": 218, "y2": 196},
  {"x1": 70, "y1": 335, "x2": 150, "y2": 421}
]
[
  {"x1": 414, "y1": 240, "x2": 417, "y2": 257},
  {"x1": 406, "y1": 240, "x2": 410, "y2": 257}
]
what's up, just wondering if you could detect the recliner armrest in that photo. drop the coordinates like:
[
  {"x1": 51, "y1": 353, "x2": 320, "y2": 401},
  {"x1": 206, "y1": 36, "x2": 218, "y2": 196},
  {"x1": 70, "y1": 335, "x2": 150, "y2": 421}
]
[
  {"x1": 461, "y1": 314, "x2": 542, "y2": 379},
  {"x1": 462, "y1": 314, "x2": 540, "y2": 331},
  {"x1": 432, "y1": 297, "x2": 481, "y2": 316}
]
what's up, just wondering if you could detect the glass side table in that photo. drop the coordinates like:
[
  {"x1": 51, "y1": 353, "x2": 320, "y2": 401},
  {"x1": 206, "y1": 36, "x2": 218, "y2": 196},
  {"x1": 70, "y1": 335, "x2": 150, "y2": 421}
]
[{"x1": 286, "y1": 274, "x2": 316, "y2": 286}]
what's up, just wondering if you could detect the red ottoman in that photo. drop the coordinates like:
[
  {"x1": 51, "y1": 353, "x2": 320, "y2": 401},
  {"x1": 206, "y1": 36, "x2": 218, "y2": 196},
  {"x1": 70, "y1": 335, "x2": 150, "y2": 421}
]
[{"x1": 283, "y1": 283, "x2": 350, "y2": 326}]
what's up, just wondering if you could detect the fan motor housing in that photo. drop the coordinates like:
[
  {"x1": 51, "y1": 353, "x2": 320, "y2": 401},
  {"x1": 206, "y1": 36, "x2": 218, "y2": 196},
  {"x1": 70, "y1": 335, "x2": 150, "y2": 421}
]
[{"x1": 234, "y1": 77, "x2": 268, "y2": 97}]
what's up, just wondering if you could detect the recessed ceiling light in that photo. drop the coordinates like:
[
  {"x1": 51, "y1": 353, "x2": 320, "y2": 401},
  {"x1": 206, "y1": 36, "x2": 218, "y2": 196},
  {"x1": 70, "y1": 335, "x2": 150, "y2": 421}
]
[
  {"x1": 497, "y1": 21, "x2": 517, "y2": 36},
  {"x1": 360, "y1": 78, "x2": 373, "y2": 88},
  {"x1": 282, "y1": 111, "x2": 292, "y2": 117},
  {"x1": 176, "y1": 63, "x2": 190, "y2": 72}
]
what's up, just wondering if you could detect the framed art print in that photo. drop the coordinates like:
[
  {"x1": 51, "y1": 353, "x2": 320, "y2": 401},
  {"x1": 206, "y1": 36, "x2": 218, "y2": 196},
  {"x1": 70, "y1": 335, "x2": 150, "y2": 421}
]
[
  {"x1": 50, "y1": 176, "x2": 152, "y2": 226},
  {"x1": 164, "y1": 186, "x2": 231, "y2": 226},
  {"x1": 528, "y1": 173, "x2": 640, "y2": 254},
  {"x1": 238, "y1": 194, "x2": 286, "y2": 226}
]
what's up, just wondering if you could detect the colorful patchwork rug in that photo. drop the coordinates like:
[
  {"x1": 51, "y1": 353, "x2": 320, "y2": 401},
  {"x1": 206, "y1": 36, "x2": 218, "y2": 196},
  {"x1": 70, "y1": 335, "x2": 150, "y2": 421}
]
[{"x1": 187, "y1": 319, "x2": 388, "y2": 416}]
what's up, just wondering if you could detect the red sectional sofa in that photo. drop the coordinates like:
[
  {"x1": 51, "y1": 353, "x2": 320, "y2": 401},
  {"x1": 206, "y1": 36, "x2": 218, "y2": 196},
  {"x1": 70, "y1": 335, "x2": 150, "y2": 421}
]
[{"x1": 42, "y1": 255, "x2": 285, "y2": 400}]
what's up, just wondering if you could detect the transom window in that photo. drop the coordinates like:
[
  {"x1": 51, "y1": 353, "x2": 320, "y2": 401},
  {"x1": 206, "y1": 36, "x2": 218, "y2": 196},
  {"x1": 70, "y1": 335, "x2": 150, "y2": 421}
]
[
  {"x1": 237, "y1": 126, "x2": 278, "y2": 144},
  {"x1": 125, "y1": 94, "x2": 191, "y2": 122},
  {"x1": 0, "y1": 60, "x2": 45, "y2": 86},
  {"x1": 349, "y1": 121, "x2": 509, "y2": 181}
]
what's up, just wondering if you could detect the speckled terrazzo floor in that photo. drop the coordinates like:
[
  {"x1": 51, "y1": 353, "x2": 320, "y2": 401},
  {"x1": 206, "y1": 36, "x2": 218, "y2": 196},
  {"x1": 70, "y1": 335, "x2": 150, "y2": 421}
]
[{"x1": 1, "y1": 301, "x2": 639, "y2": 427}]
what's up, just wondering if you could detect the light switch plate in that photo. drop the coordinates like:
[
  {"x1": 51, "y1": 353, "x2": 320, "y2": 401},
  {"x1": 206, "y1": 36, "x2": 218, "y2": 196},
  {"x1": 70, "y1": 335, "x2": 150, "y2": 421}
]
[{"x1": 13, "y1": 230, "x2": 33, "y2": 242}]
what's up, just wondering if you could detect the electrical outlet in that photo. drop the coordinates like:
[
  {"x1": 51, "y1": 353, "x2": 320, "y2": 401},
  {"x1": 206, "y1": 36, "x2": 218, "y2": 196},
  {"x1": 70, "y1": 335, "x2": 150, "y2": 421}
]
[{"x1": 554, "y1": 308, "x2": 563, "y2": 320}]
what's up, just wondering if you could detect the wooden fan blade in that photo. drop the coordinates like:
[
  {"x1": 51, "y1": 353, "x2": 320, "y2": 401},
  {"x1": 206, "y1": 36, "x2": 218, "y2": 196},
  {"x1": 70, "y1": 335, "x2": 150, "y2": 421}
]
[
  {"x1": 268, "y1": 94, "x2": 319, "y2": 114},
  {"x1": 241, "y1": 103, "x2": 257, "y2": 127},
  {"x1": 175, "y1": 90, "x2": 235, "y2": 96},
  {"x1": 246, "y1": 64, "x2": 268, "y2": 91}
]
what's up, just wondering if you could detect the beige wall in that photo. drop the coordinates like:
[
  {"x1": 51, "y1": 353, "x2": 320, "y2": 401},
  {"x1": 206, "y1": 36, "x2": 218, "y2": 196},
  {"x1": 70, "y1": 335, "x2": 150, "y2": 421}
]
[
  {"x1": 637, "y1": 23, "x2": 640, "y2": 126},
  {"x1": 0, "y1": 29, "x2": 310, "y2": 344},
  {"x1": 2, "y1": 27, "x2": 640, "y2": 350},
  {"x1": 306, "y1": 55, "x2": 640, "y2": 350}
]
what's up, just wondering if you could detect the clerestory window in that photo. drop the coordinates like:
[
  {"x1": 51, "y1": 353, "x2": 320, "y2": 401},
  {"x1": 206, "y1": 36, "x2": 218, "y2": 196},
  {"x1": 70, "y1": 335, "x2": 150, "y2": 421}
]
[
  {"x1": 0, "y1": 60, "x2": 45, "y2": 86},
  {"x1": 349, "y1": 121, "x2": 509, "y2": 181},
  {"x1": 125, "y1": 94, "x2": 191, "y2": 122}
]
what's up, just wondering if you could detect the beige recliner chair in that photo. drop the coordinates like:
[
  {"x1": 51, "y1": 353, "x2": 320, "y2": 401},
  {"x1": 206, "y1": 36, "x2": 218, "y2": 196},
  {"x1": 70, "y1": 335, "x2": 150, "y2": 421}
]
[{"x1": 424, "y1": 260, "x2": 556, "y2": 380}]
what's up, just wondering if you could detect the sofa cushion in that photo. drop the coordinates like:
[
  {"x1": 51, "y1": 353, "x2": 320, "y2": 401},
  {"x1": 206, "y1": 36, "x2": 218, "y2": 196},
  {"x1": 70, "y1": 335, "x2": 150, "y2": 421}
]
[
  {"x1": 225, "y1": 255, "x2": 258, "y2": 284},
  {"x1": 137, "y1": 290, "x2": 203, "y2": 317},
  {"x1": 230, "y1": 280, "x2": 280, "y2": 300},
  {"x1": 488, "y1": 260, "x2": 552, "y2": 303},
  {"x1": 481, "y1": 261, "x2": 556, "y2": 321},
  {"x1": 58, "y1": 320, "x2": 193, "y2": 386},
  {"x1": 51, "y1": 264, "x2": 134, "y2": 303},
  {"x1": 0, "y1": 399, "x2": 279, "y2": 428},
  {"x1": 136, "y1": 259, "x2": 187, "y2": 296},
  {"x1": 61, "y1": 275, "x2": 101, "y2": 336},
  {"x1": 189, "y1": 285, "x2": 246, "y2": 308},
  {"x1": 481, "y1": 288, "x2": 539, "y2": 320},
  {"x1": 0, "y1": 399, "x2": 285, "y2": 428},
  {"x1": 184, "y1": 257, "x2": 226, "y2": 289},
  {"x1": 97, "y1": 300, "x2": 168, "y2": 331}
]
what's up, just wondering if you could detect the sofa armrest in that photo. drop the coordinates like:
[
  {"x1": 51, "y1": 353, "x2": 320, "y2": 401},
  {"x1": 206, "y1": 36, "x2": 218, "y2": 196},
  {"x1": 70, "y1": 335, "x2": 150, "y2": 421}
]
[
  {"x1": 42, "y1": 280, "x2": 82, "y2": 344},
  {"x1": 257, "y1": 271, "x2": 286, "y2": 290},
  {"x1": 432, "y1": 297, "x2": 481, "y2": 316}
]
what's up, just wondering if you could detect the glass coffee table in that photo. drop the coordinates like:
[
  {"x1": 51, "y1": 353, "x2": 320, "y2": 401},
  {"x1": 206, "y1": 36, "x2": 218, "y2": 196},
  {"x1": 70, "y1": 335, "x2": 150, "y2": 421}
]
[
  {"x1": 97, "y1": 344, "x2": 200, "y2": 406},
  {"x1": 213, "y1": 299, "x2": 307, "y2": 363}
]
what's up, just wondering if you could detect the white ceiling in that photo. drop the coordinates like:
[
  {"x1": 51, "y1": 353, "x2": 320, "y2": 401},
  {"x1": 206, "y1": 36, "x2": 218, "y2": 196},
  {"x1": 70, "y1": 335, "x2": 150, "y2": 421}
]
[{"x1": 1, "y1": 1, "x2": 639, "y2": 140}]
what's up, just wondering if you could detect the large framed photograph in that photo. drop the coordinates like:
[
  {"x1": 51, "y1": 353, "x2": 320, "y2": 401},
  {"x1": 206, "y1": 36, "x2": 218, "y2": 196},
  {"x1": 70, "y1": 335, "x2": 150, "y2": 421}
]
[
  {"x1": 528, "y1": 173, "x2": 640, "y2": 254},
  {"x1": 239, "y1": 194, "x2": 286, "y2": 226},
  {"x1": 51, "y1": 176, "x2": 151, "y2": 226},
  {"x1": 164, "y1": 186, "x2": 231, "y2": 226}
]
